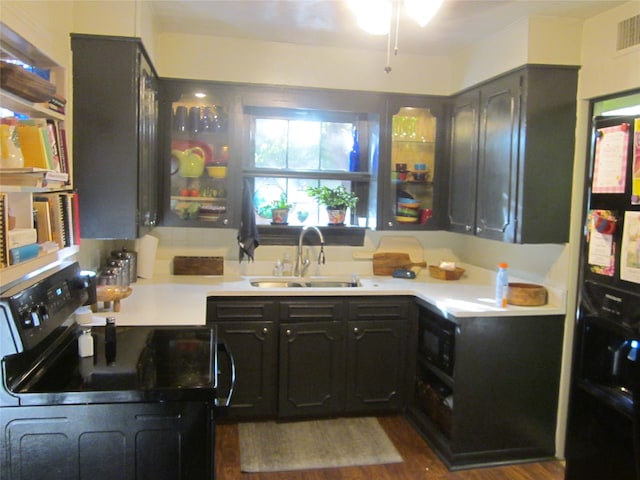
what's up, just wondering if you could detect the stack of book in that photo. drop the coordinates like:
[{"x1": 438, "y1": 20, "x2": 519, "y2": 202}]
[
  {"x1": 38, "y1": 95, "x2": 67, "y2": 115},
  {"x1": 0, "y1": 192, "x2": 80, "y2": 269},
  {"x1": 33, "y1": 192, "x2": 79, "y2": 251},
  {"x1": 15, "y1": 118, "x2": 70, "y2": 175}
]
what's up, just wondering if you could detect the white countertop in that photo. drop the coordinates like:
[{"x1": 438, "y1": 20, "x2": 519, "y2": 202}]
[{"x1": 80, "y1": 263, "x2": 567, "y2": 327}]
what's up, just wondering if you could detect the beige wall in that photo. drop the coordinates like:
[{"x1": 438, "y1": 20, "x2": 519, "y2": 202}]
[{"x1": 156, "y1": 32, "x2": 453, "y2": 95}]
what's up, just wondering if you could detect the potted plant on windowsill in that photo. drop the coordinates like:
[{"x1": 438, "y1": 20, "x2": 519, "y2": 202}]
[
  {"x1": 305, "y1": 185, "x2": 358, "y2": 225},
  {"x1": 270, "y1": 193, "x2": 294, "y2": 224}
]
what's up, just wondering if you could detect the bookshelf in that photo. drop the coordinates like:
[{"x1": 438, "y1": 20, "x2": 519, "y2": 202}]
[{"x1": 0, "y1": 22, "x2": 76, "y2": 291}]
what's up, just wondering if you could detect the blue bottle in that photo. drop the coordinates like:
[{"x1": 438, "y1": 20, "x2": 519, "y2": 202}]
[{"x1": 349, "y1": 126, "x2": 360, "y2": 172}]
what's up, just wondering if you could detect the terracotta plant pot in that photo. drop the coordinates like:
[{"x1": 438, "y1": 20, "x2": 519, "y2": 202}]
[
  {"x1": 327, "y1": 208, "x2": 346, "y2": 225},
  {"x1": 271, "y1": 208, "x2": 290, "y2": 224}
]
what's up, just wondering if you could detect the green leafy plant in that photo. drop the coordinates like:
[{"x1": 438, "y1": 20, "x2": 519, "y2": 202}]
[
  {"x1": 270, "y1": 192, "x2": 294, "y2": 210},
  {"x1": 305, "y1": 185, "x2": 358, "y2": 209}
]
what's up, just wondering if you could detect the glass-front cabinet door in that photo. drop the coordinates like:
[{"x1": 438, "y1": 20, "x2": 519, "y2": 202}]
[
  {"x1": 160, "y1": 81, "x2": 238, "y2": 227},
  {"x1": 382, "y1": 96, "x2": 444, "y2": 230}
]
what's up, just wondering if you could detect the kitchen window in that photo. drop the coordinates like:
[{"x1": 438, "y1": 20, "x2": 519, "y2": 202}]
[{"x1": 243, "y1": 106, "x2": 378, "y2": 244}]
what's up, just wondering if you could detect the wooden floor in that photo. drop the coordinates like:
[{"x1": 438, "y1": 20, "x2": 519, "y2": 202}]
[{"x1": 215, "y1": 415, "x2": 565, "y2": 480}]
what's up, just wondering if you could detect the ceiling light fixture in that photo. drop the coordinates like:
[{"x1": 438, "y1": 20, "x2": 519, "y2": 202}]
[{"x1": 348, "y1": 0, "x2": 444, "y2": 73}]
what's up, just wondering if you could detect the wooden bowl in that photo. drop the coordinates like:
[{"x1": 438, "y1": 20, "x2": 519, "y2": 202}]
[
  {"x1": 94, "y1": 285, "x2": 133, "y2": 312},
  {"x1": 428, "y1": 265, "x2": 465, "y2": 280},
  {"x1": 507, "y1": 283, "x2": 547, "y2": 306}
]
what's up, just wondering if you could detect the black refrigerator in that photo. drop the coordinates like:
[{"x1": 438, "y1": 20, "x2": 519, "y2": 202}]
[{"x1": 565, "y1": 114, "x2": 640, "y2": 480}]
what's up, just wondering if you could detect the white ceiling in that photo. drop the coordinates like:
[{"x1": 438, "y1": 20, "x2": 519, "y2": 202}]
[{"x1": 150, "y1": 0, "x2": 626, "y2": 55}]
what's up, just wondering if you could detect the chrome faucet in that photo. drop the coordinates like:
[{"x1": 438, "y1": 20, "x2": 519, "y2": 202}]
[{"x1": 295, "y1": 225, "x2": 326, "y2": 276}]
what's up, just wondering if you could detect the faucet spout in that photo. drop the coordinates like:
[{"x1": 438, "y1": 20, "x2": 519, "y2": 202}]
[{"x1": 295, "y1": 225, "x2": 325, "y2": 276}]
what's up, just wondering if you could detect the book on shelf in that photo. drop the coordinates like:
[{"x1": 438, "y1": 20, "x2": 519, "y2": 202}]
[
  {"x1": 9, "y1": 242, "x2": 40, "y2": 265},
  {"x1": 16, "y1": 122, "x2": 50, "y2": 170},
  {"x1": 0, "y1": 193, "x2": 7, "y2": 268},
  {"x1": 45, "y1": 120, "x2": 62, "y2": 173},
  {"x1": 33, "y1": 200, "x2": 52, "y2": 244},
  {"x1": 7, "y1": 228, "x2": 37, "y2": 249}
]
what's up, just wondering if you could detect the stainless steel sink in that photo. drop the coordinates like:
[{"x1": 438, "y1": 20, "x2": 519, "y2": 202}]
[
  {"x1": 305, "y1": 281, "x2": 359, "y2": 288},
  {"x1": 250, "y1": 279, "x2": 361, "y2": 288},
  {"x1": 250, "y1": 281, "x2": 306, "y2": 288}
]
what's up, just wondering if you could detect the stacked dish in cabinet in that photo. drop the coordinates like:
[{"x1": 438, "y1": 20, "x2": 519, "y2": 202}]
[{"x1": 169, "y1": 99, "x2": 230, "y2": 223}]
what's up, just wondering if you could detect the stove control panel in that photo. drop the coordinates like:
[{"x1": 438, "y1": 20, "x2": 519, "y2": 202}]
[{"x1": 0, "y1": 262, "x2": 86, "y2": 355}]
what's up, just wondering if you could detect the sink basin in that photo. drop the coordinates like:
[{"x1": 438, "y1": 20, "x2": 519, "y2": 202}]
[
  {"x1": 250, "y1": 279, "x2": 361, "y2": 288},
  {"x1": 250, "y1": 281, "x2": 306, "y2": 288},
  {"x1": 305, "y1": 281, "x2": 360, "y2": 288}
]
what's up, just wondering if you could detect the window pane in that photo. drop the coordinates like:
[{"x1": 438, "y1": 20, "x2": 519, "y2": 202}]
[
  {"x1": 255, "y1": 118, "x2": 287, "y2": 168},
  {"x1": 320, "y1": 122, "x2": 353, "y2": 171},
  {"x1": 288, "y1": 121, "x2": 320, "y2": 170}
]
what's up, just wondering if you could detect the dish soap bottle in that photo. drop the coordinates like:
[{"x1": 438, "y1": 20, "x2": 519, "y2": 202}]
[
  {"x1": 282, "y1": 251, "x2": 293, "y2": 276},
  {"x1": 495, "y1": 263, "x2": 509, "y2": 308}
]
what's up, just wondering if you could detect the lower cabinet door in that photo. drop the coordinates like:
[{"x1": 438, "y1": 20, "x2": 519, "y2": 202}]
[
  {"x1": 278, "y1": 321, "x2": 345, "y2": 418},
  {"x1": 346, "y1": 320, "x2": 408, "y2": 412},
  {"x1": 216, "y1": 321, "x2": 277, "y2": 418}
]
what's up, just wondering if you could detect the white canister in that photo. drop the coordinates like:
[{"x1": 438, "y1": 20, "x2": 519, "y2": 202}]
[{"x1": 78, "y1": 328, "x2": 94, "y2": 357}]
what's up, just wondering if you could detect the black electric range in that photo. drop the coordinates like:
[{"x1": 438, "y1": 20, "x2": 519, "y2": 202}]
[{"x1": 0, "y1": 262, "x2": 234, "y2": 480}]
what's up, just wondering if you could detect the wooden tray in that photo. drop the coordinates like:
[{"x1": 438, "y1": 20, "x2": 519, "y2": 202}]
[
  {"x1": 0, "y1": 62, "x2": 56, "y2": 102},
  {"x1": 173, "y1": 256, "x2": 224, "y2": 275},
  {"x1": 428, "y1": 265, "x2": 465, "y2": 280}
]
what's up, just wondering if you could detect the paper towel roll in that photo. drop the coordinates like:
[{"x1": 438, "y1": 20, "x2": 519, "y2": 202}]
[{"x1": 136, "y1": 234, "x2": 159, "y2": 279}]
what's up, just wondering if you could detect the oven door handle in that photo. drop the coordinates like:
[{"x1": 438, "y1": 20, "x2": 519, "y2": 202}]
[{"x1": 216, "y1": 340, "x2": 235, "y2": 408}]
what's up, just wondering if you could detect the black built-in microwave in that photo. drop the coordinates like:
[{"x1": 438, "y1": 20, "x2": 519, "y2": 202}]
[{"x1": 418, "y1": 309, "x2": 456, "y2": 376}]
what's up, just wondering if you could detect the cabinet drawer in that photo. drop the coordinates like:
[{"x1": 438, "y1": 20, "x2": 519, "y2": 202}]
[
  {"x1": 280, "y1": 299, "x2": 345, "y2": 322},
  {"x1": 348, "y1": 297, "x2": 409, "y2": 320},
  {"x1": 206, "y1": 298, "x2": 277, "y2": 323}
]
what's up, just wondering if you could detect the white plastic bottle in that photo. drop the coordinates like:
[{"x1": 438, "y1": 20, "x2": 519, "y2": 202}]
[{"x1": 495, "y1": 262, "x2": 509, "y2": 308}]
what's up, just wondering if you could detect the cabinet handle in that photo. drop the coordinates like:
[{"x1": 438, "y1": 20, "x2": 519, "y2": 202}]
[
  {"x1": 353, "y1": 327, "x2": 359, "y2": 334},
  {"x1": 286, "y1": 329, "x2": 292, "y2": 336},
  {"x1": 387, "y1": 221, "x2": 393, "y2": 227},
  {"x1": 476, "y1": 227, "x2": 482, "y2": 233},
  {"x1": 262, "y1": 327, "x2": 268, "y2": 334},
  {"x1": 465, "y1": 225, "x2": 472, "y2": 232},
  {"x1": 223, "y1": 218, "x2": 229, "y2": 225}
]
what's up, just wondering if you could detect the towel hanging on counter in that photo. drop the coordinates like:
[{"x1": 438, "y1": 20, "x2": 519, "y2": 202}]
[{"x1": 237, "y1": 178, "x2": 260, "y2": 262}]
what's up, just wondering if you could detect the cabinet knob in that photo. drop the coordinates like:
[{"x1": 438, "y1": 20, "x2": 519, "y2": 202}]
[
  {"x1": 353, "y1": 327, "x2": 359, "y2": 334},
  {"x1": 387, "y1": 221, "x2": 393, "y2": 227},
  {"x1": 262, "y1": 327, "x2": 268, "y2": 334},
  {"x1": 476, "y1": 227, "x2": 482, "y2": 233},
  {"x1": 223, "y1": 218, "x2": 229, "y2": 225},
  {"x1": 286, "y1": 329, "x2": 292, "y2": 336},
  {"x1": 465, "y1": 225, "x2": 472, "y2": 232}
]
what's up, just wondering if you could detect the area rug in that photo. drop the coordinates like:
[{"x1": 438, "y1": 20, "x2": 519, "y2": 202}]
[{"x1": 238, "y1": 417, "x2": 403, "y2": 473}]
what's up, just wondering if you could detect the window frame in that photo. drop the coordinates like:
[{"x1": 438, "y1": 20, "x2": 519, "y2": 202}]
[{"x1": 242, "y1": 104, "x2": 379, "y2": 246}]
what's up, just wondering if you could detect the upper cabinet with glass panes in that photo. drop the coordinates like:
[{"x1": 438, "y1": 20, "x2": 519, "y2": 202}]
[
  {"x1": 382, "y1": 95, "x2": 445, "y2": 231},
  {"x1": 162, "y1": 81, "x2": 238, "y2": 227}
]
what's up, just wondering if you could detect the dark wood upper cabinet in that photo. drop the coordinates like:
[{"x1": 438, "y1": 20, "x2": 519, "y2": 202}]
[
  {"x1": 447, "y1": 65, "x2": 578, "y2": 243},
  {"x1": 71, "y1": 34, "x2": 159, "y2": 239}
]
